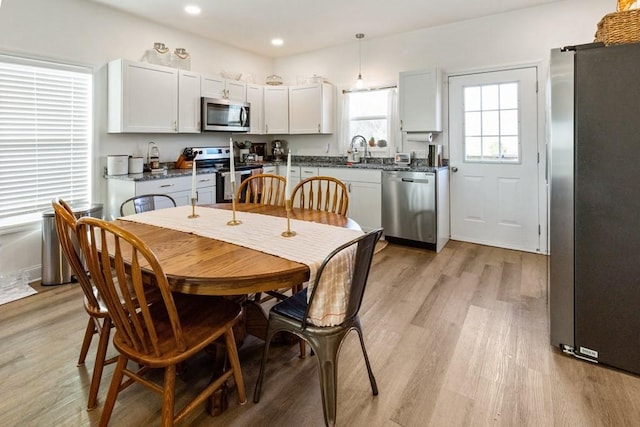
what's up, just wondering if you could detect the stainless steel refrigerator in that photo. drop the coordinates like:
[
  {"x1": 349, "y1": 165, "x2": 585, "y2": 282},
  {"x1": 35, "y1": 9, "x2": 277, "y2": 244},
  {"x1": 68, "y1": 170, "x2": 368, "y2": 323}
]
[{"x1": 549, "y1": 42, "x2": 640, "y2": 375}]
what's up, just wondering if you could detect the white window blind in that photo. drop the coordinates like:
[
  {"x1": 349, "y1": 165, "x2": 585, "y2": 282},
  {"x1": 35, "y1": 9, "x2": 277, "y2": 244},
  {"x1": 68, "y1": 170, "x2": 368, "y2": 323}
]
[{"x1": 0, "y1": 56, "x2": 92, "y2": 228}]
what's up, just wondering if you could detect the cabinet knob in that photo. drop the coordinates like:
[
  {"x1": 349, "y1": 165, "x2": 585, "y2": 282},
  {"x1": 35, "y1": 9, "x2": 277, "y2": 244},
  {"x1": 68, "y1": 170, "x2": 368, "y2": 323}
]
[{"x1": 451, "y1": 167, "x2": 458, "y2": 172}]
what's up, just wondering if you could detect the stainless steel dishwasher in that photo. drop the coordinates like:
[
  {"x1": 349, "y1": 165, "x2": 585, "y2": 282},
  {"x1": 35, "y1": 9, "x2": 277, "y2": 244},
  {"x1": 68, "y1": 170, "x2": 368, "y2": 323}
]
[{"x1": 382, "y1": 170, "x2": 436, "y2": 245}]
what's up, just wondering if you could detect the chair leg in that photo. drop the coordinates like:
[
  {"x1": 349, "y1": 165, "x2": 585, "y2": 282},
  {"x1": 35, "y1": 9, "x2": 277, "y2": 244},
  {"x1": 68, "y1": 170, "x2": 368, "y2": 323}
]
[
  {"x1": 354, "y1": 326, "x2": 378, "y2": 395},
  {"x1": 87, "y1": 317, "x2": 112, "y2": 410},
  {"x1": 78, "y1": 317, "x2": 95, "y2": 366},
  {"x1": 224, "y1": 328, "x2": 247, "y2": 405},
  {"x1": 161, "y1": 365, "x2": 176, "y2": 427},
  {"x1": 99, "y1": 354, "x2": 127, "y2": 427},
  {"x1": 313, "y1": 336, "x2": 340, "y2": 427},
  {"x1": 253, "y1": 324, "x2": 279, "y2": 403}
]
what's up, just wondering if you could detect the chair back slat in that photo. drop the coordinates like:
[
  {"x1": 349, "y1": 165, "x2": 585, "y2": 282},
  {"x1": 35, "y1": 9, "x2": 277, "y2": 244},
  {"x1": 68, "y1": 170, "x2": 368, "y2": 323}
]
[
  {"x1": 291, "y1": 176, "x2": 349, "y2": 215},
  {"x1": 236, "y1": 173, "x2": 286, "y2": 206},
  {"x1": 304, "y1": 228, "x2": 382, "y2": 328},
  {"x1": 52, "y1": 200, "x2": 101, "y2": 310},
  {"x1": 77, "y1": 217, "x2": 188, "y2": 358}
]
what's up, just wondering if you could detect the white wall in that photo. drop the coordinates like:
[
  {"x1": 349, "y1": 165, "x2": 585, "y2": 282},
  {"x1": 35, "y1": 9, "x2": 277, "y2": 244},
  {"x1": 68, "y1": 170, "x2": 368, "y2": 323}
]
[
  {"x1": 0, "y1": 0, "x2": 613, "y2": 278},
  {"x1": 0, "y1": 0, "x2": 272, "y2": 280},
  {"x1": 272, "y1": 0, "x2": 610, "y2": 158}
]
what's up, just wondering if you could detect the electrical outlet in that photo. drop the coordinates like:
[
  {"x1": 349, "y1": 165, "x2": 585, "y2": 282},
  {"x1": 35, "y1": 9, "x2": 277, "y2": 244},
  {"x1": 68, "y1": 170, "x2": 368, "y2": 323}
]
[{"x1": 414, "y1": 150, "x2": 427, "y2": 158}]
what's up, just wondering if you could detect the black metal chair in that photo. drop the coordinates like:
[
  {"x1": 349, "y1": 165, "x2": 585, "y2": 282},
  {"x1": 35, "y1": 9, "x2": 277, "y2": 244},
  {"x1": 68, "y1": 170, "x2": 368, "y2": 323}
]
[
  {"x1": 119, "y1": 194, "x2": 176, "y2": 216},
  {"x1": 253, "y1": 228, "x2": 383, "y2": 427}
]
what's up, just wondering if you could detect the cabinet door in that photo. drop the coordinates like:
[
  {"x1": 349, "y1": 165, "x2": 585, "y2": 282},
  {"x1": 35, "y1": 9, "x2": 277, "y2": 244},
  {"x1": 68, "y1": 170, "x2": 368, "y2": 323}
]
[
  {"x1": 264, "y1": 86, "x2": 289, "y2": 134},
  {"x1": 108, "y1": 59, "x2": 178, "y2": 133},
  {"x1": 195, "y1": 175, "x2": 216, "y2": 205},
  {"x1": 347, "y1": 181, "x2": 381, "y2": 232},
  {"x1": 201, "y1": 75, "x2": 226, "y2": 99},
  {"x1": 178, "y1": 70, "x2": 201, "y2": 133},
  {"x1": 226, "y1": 80, "x2": 246, "y2": 102},
  {"x1": 246, "y1": 84, "x2": 264, "y2": 134},
  {"x1": 399, "y1": 68, "x2": 442, "y2": 132},
  {"x1": 289, "y1": 85, "x2": 322, "y2": 134},
  {"x1": 289, "y1": 83, "x2": 334, "y2": 134}
]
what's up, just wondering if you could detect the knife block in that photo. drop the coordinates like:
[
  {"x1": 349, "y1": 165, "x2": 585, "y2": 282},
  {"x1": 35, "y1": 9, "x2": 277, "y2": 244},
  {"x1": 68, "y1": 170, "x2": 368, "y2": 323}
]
[{"x1": 175, "y1": 155, "x2": 193, "y2": 169}]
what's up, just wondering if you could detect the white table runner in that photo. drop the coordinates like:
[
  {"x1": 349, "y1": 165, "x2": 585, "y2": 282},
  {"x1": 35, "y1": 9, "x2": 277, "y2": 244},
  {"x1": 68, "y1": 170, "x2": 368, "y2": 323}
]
[{"x1": 120, "y1": 205, "x2": 363, "y2": 326}]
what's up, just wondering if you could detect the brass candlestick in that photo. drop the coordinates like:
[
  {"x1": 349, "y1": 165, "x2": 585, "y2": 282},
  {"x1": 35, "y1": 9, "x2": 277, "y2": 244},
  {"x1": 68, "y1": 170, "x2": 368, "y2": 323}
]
[
  {"x1": 227, "y1": 181, "x2": 242, "y2": 226},
  {"x1": 281, "y1": 199, "x2": 296, "y2": 237},
  {"x1": 188, "y1": 197, "x2": 199, "y2": 218}
]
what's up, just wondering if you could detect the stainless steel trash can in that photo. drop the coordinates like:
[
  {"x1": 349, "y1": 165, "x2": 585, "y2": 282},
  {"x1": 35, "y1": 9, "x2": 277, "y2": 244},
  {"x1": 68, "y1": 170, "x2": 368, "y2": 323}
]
[{"x1": 41, "y1": 203, "x2": 103, "y2": 286}]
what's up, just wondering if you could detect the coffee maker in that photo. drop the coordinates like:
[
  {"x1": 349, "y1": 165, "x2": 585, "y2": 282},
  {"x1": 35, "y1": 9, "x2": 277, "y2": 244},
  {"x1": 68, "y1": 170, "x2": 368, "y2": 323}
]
[{"x1": 272, "y1": 140, "x2": 285, "y2": 161}]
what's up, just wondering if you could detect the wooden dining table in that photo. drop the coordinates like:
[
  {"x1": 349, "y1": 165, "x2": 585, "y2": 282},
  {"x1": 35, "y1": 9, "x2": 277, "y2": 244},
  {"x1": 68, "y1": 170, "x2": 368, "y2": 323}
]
[{"x1": 114, "y1": 203, "x2": 361, "y2": 297}]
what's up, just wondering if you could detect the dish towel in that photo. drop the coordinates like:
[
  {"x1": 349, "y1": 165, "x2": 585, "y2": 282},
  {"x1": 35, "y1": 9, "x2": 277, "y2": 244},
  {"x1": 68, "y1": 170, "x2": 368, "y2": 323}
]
[
  {"x1": 223, "y1": 172, "x2": 244, "y2": 200},
  {"x1": 120, "y1": 206, "x2": 364, "y2": 326}
]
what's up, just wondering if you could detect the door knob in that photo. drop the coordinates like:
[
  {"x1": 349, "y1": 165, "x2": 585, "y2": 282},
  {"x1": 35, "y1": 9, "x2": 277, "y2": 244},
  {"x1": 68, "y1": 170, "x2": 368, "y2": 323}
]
[{"x1": 451, "y1": 167, "x2": 458, "y2": 172}]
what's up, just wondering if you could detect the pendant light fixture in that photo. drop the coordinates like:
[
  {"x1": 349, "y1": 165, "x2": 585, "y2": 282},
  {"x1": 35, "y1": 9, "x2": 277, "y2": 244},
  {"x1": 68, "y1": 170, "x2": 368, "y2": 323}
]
[{"x1": 355, "y1": 33, "x2": 365, "y2": 88}]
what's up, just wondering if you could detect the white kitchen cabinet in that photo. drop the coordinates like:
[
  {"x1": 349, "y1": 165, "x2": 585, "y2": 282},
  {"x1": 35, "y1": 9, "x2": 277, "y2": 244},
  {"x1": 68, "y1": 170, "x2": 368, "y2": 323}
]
[
  {"x1": 178, "y1": 70, "x2": 201, "y2": 133},
  {"x1": 201, "y1": 74, "x2": 246, "y2": 102},
  {"x1": 262, "y1": 165, "x2": 277, "y2": 175},
  {"x1": 107, "y1": 175, "x2": 215, "y2": 219},
  {"x1": 319, "y1": 168, "x2": 382, "y2": 231},
  {"x1": 246, "y1": 84, "x2": 264, "y2": 134},
  {"x1": 289, "y1": 83, "x2": 334, "y2": 134},
  {"x1": 264, "y1": 86, "x2": 289, "y2": 134},
  {"x1": 108, "y1": 59, "x2": 178, "y2": 133},
  {"x1": 399, "y1": 68, "x2": 442, "y2": 132}
]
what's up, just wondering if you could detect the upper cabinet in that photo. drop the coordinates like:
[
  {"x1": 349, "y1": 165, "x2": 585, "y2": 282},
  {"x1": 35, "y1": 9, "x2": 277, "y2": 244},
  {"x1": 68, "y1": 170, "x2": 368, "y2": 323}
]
[
  {"x1": 399, "y1": 68, "x2": 442, "y2": 132},
  {"x1": 288, "y1": 83, "x2": 334, "y2": 134},
  {"x1": 201, "y1": 75, "x2": 246, "y2": 102},
  {"x1": 246, "y1": 84, "x2": 264, "y2": 135},
  {"x1": 264, "y1": 86, "x2": 289, "y2": 134},
  {"x1": 178, "y1": 70, "x2": 201, "y2": 133},
  {"x1": 108, "y1": 59, "x2": 178, "y2": 133}
]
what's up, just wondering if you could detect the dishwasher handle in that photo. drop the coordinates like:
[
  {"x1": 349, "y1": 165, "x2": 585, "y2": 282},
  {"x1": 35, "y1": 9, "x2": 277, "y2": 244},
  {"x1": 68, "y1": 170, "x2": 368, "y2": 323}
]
[{"x1": 401, "y1": 177, "x2": 430, "y2": 183}]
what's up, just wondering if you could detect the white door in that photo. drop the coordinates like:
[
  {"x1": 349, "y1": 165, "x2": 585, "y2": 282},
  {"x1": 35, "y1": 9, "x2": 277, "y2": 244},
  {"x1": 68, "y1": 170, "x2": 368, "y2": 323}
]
[{"x1": 449, "y1": 67, "x2": 540, "y2": 252}]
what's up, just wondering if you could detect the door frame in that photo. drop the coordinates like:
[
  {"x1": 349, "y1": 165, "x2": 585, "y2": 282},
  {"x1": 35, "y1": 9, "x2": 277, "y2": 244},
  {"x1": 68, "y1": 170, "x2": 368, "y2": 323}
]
[{"x1": 445, "y1": 61, "x2": 547, "y2": 254}]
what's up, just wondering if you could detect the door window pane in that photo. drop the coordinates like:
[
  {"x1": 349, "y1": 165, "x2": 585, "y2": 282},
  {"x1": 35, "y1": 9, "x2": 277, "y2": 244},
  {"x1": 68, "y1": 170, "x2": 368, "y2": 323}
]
[{"x1": 463, "y1": 82, "x2": 520, "y2": 163}]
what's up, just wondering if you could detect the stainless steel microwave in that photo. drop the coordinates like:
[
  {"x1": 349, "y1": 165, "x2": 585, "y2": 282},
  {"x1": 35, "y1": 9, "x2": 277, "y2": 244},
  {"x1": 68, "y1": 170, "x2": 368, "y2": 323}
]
[{"x1": 201, "y1": 97, "x2": 250, "y2": 132}]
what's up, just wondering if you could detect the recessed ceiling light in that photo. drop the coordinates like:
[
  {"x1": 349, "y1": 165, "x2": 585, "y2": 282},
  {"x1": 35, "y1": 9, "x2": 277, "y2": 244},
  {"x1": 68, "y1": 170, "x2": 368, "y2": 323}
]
[
  {"x1": 271, "y1": 38, "x2": 284, "y2": 46},
  {"x1": 184, "y1": 5, "x2": 201, "y2": 15}
]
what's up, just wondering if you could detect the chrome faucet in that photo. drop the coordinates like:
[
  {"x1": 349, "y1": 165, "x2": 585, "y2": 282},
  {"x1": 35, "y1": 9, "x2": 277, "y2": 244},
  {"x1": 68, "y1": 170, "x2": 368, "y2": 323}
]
[{"x1": 350, "y1": 135, "x2": 367, "y2": 161}]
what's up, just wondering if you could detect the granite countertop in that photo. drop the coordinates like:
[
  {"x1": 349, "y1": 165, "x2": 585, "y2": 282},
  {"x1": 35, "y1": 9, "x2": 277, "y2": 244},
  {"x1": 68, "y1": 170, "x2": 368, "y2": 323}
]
[{"x1": 104, "y1": 159, "x2": 448, "y2": 182}]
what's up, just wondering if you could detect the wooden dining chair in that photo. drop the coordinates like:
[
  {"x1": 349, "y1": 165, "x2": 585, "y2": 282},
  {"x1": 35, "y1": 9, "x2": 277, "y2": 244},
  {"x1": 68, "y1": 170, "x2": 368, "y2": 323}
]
[
  {"x1": 291, "y1": 176, "x2": 349, "y2": 216},
  {"x1": 235, "y1": 173, "x2": 286, "y2": 206},
  {"x1": 254, "y1": 228, "x2": 383, "y2": 427},
  {"x1": 76, "y1": 216, "x2": 247, "y2": 426},
  {"x1": 52, "y1": 199, "x2": 116, "y2": 410},
  {"x1": 119, "y1": 194, "x2": 176, "y2": 216}
]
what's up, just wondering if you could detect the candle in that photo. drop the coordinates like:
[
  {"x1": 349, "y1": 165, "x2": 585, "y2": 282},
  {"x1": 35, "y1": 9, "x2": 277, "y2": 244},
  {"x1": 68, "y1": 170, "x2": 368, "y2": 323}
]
[
  {"x1": 191, "y1": 159, "x2": 197, "y2": 200},
  {"x1": 229, "y1": 137, "x2": 236, "y2": 183},
  {"x1": 285, "y1": 150, "x2": 291, "y2": 199}
]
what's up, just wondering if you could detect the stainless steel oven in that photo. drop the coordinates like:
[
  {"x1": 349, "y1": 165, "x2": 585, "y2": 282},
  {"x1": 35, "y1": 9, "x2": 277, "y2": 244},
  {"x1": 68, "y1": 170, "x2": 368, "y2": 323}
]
[{"x1": 216, "y1": 168, "x2": 263, "y2": 203}]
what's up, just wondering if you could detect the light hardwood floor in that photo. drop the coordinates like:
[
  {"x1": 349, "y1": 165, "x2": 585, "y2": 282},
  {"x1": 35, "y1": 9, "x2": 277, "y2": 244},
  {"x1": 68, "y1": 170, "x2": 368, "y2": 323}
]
[{"x1": 1, "y1": 241, "x2": 640, "y2": 426}]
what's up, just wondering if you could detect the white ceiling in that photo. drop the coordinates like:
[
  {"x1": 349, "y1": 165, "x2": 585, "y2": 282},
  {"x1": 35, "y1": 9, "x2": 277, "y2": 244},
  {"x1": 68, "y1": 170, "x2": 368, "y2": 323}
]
[{"x1": 89, "y1": 0, "x2": 562, "y2": 58}]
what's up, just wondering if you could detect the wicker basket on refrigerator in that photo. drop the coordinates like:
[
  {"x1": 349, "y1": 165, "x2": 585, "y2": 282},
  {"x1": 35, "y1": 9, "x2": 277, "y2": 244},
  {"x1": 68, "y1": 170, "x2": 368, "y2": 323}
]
[{"x1": 594, "y1": 1, "x2": 640, "y2": 45}]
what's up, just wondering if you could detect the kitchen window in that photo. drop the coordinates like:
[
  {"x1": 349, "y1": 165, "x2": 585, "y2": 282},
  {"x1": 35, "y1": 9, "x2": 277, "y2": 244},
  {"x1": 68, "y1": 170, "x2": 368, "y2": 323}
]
[
  {"x1": 342, "y1": 86, "x2": 397, "y2": 152},
  {"x1": 0, "y1": 55, "x2": 93, "y2": 229}
]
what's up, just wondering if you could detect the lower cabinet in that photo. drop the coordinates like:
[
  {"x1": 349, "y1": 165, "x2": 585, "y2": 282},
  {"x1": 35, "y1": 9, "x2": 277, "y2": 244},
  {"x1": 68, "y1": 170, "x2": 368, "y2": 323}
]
[
  {"x1": 319, "y1": 168, "x2": 381, "y2": 231},
  {"x1": 107, "y1": 174, "x2": 215, "y2": 219}
]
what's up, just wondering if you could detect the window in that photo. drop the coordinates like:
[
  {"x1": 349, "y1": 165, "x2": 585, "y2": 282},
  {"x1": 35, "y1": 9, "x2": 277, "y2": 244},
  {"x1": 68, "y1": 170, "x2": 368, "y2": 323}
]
[
  {"x1": 344, "y1": 87, "x2": 396, "y2": 151},
  {"x1": 463, "y1": 82, "x2": 520, "y2": 163},
  {"x1": 0, "y1": 56, "x2": 92, "y2": 229}
]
